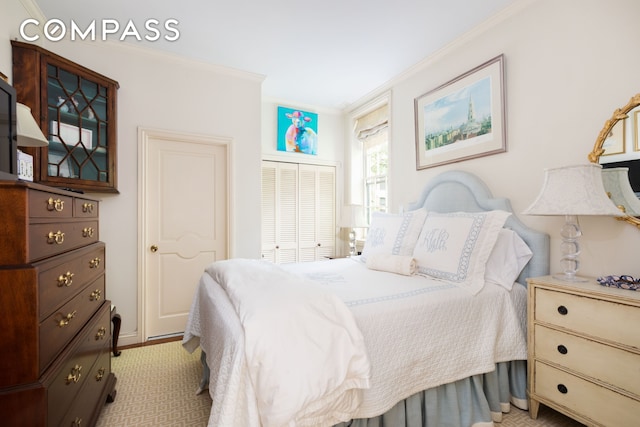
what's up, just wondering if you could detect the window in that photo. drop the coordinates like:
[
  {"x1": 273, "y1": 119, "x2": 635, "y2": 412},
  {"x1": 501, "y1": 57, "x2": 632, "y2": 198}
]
[{"x1": 355, "y1": 104, "x2": 389, "y2": 224}]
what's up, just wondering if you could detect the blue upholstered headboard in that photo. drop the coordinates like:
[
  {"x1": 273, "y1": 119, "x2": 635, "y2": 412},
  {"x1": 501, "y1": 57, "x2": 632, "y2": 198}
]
[{"x1": 406, "y1": 170, "x2": 550, "y2": 285}]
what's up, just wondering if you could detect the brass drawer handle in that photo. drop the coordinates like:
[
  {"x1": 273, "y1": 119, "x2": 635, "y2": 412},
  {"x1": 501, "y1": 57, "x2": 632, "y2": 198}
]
[
  {"x1": 57, "y1": 271, "x2": 74, "y2": 287},
  {"x1": 72, "y1": 417, "x2": 82, "y2": 427},
  {"x1": 95, "y1": 326, "x2": 107, "y2": 340},
  {"x1": 82, "y1": 202, "x2": 94, "y2": 213},
  {"x1": 90, "y1": 289, "x2": 102, "y2": 301},
  {"x1": 58, "y1": 310, "x2": 77, "y2": 327},
  {"x1": 65, "y1": 364, "x2": 82, "y2": 384},
  {"x1": 47, "y1": 231, "x2": 65, "y2": 245},
  {"x1": 46, "y1": 197, "x2": 65, "y2": 212},
  {"x1": 89, "y1": 257, "x2": 101, "y2": 269},
  {"x1": 95, "y1": 367, "x2": 106, "y2": 381},
  {"x1": 82, "y1": 227, "x2": 94, "y2": 238}
]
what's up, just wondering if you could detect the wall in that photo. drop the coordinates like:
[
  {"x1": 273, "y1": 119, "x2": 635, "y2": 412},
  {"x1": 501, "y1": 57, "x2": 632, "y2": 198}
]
[
  {"x1": 1, "y1": 0, "x2": 264, "y2": 345},
  {"x1": 348, "y1": 0, "x2": 640, "y2": 279}
]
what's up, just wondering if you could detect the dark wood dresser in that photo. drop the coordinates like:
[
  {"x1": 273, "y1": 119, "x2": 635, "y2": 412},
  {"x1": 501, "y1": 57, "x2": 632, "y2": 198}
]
[{"x1": 0, "y1": 180, "x2": 116, "y2": 426}]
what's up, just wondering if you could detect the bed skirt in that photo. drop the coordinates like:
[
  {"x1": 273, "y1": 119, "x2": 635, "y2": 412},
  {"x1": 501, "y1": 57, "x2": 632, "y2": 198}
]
[
  {"x1": 197, "y1": 353, "x2": 527, "y2": 427},
  {"x1": 335, "y1": 360, "x2": 528, "y2": 427}
]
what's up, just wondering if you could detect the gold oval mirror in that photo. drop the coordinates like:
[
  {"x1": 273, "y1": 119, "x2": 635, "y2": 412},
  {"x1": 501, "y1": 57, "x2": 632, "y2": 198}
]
[{"x1": 588, "y1": 93, "x2": 640, "y2": 229}]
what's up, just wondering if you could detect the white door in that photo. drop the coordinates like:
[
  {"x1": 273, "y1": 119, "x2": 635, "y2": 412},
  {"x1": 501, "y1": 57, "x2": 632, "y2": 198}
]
[
  {"x1": 261, "y1": 161, "x2": 298, "y2": 263},
  {"x1": 298, "y1": 164, "x2": 335, "y2": 261},
  {"x1": 139, "y1": 128, "x2": 229, "y2": 339}
]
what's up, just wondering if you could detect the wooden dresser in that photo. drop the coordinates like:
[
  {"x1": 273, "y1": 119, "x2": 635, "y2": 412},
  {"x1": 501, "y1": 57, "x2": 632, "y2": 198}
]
[
  {"x1": 527, "y1": 275, "x2": 640, "y2": 427},
  {"x1": 0, "y1": 180, "x2": 116, "y2": 426}
]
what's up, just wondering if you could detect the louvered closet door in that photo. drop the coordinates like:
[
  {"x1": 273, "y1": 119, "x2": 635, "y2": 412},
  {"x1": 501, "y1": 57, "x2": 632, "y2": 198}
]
[
  {"x1": 261, "y1": 161, "x2": 298, "y2": 263},
  {"x1": 298, "y1": 164, "x2": 335, "y2": 261}
]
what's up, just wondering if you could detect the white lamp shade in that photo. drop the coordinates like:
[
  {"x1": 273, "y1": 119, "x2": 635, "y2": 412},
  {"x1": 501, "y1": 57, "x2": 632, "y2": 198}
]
[
  {"x1": 523, "y1": 164, "x2": 624, "y2": 217},
  {"x1": 338, "y1": 204, "x2": 367, "y2": 228},
  {"x1": 16, "y1": 103, "x2": 48, "y2": 147},
  {"x1": 601, "y1": 167, "x2": 640, "y2": 217}
]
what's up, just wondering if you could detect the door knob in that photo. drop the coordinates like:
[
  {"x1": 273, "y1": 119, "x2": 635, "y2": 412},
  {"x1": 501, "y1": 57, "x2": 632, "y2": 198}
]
[{"x1": 150, "y1": 245, "x2": 158, "y2": 253}]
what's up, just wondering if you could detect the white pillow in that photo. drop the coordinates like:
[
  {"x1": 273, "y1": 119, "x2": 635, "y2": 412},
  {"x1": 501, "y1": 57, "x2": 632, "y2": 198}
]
[
  {"x1": 485, "y1": 228, "x2": 533, "y2": 290},
  {"x1": 412, "y1": 210, "x2": 511, "y2": 294},
  {"x1": 361, "y1": 209, "x2": 428, "y2": 262}
]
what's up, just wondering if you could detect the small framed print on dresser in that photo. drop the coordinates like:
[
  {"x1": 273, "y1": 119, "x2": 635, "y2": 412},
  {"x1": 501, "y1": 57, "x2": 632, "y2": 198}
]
[{"x1": 527, "y1": 275, "x2": 640, "y2": 427}]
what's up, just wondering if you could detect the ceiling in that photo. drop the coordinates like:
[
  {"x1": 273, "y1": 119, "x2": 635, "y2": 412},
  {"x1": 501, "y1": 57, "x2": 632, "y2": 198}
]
[{"x1": 32, "y1": 0, "x2": 520, "y2": 110}]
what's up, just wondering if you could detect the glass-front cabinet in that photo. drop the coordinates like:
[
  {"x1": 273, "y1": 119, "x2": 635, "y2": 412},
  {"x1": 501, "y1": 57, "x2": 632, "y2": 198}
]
[{"x1": 12, "y1": 41, "x2": 119, "y2": 193}]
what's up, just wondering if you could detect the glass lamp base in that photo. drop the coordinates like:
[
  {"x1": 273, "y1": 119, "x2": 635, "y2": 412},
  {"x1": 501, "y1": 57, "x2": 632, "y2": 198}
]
[{"x1": 552, "y1": 273, "x2": 588, "y2": 283}]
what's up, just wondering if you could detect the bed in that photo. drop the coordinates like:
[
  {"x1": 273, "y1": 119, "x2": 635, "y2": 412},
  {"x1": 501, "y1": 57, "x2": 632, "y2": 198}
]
[{"x1": 182, "y1": 170, "x2": 550, "y2": 427}]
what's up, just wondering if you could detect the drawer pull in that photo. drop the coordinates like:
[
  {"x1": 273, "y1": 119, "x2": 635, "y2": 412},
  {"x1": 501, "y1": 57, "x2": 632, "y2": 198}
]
[
  {"x1": 57, "y1": 271, "x2": 74, "y2": 287},
  {"x1": 46, "y1": 197, "x2": 65, "y2": 212},
  {"x1": 90, "y1": 289, "x2": 102, "y2": 301},
  {"x1": 557, "y1": 344, "x2": 568, "y2": 354},
  {"x1": 96, "y1": 367, "x2": 106, "y2": 381},
  {"x1": 65, "y1": 364, "x2": 82, "y2": 384},
  {"x1": 72, "y1": 417, "x2": 82, "y2": 427},
  {"x1": 557, "y1": 384, "x2": 568, "y2": 394},
  {"x1": 47, "y1": 230, "x2": 65, "y2": 245},
  {"x1": 95, "y1": 326, "x2": 107, "y2": 340},
  {"x1": 82, "y1": 227, "x2": 95, "y2": 238},
  {"x1": 82, "y1": 202, "x2": 94, "y2": 213},
  {"x1": 557, "y1": 305, "x2": 568, "y2": 315},
  {"x1": 58, "y1": 310, "x2": 77, "y2": 327},
  {"x1": 89, "y1": 257, "x2": 101, "y2": 269}
]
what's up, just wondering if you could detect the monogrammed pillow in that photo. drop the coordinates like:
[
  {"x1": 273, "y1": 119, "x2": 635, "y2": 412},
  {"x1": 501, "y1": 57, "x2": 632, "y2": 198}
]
[
  {"x1": 412, "y1": 210, "x2": 511, "y2": 294},
  {"x1": 360, "y1": 209, "x2": 428, "y2": 262}
]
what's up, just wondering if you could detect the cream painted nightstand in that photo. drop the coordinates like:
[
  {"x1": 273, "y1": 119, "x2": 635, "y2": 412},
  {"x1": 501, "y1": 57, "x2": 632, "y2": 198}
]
[{"x1": 527, "y1": 276, "x2": 640, "y2": 426}]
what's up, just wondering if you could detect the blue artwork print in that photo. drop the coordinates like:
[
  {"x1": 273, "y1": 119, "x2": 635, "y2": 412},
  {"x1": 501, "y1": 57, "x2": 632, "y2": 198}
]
[{"x1": 277, "y1": 106, "x2": 318, "y2": 155}]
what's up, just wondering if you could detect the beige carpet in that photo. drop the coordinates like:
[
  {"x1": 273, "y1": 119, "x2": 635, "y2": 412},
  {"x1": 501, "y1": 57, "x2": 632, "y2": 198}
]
[{"x1": 96, "y1": 341, "x2": 584, "y2": 426}]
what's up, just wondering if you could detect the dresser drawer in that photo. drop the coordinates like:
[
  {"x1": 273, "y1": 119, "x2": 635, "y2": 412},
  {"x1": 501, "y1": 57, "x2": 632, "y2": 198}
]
[
  {"x1": 534, "y1": 361, "x2": 640, "y2": 427},
  {"x1": 39, "y1": 275, "x2": 105, "y2": 373},
  {"x1": 29, "y1": 220, "x2": 99, "y2": 261},
  {"x1": 37, "y1": 242, "x2": 105, "y2": 320},
  {"x1": 74, "y1": 197, "x2": 99, "y2": 218},
  {"x1": 28, "y1": 189, "x2": 74, "y2": 219},
  {"x1": 534, "y1": 324, "x2": 640, "y2": 397},
  {"x1": 59, "y1": 349, "x2": 111, "y2": 427},
  {"x1": 46, "y1": 302, "x2": 111, "y2": 427},
  {"x1": 535, "y1": 288, "x2": 640, "y2": 349}
]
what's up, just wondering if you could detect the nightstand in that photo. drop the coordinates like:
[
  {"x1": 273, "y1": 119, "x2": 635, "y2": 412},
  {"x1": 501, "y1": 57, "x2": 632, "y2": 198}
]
[{"x1": 527, "y1": 275, "x2": 640, "y2": 426}]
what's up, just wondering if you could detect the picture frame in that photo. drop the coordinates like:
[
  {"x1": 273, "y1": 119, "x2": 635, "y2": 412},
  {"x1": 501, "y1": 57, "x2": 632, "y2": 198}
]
[
  {"x1": 277, "y1": 106, "x2": 318, "y2": 155},
  {"x1": 414, "y1": 54, "x2": 506, "y2": 170},
  {"x1": 601, "y1": 117, "x2": 625, "y2": 156}
]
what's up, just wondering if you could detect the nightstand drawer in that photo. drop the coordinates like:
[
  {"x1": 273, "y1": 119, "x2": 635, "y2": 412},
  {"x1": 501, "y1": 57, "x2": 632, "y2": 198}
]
[
  {"x1": 535, "y1": 288, "x2": 640, "y2": 348},
  {"x1": 535, "y1": 324, "x2": 640, "y2": 396},
  {"x1": 535, "y1": 361, "x2": 640, "y2": 427}
]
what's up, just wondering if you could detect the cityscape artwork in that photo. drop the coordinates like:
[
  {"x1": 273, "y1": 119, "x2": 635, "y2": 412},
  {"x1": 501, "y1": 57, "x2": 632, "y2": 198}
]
[{"x1": 415, "y1": 55, "x2": 506, "y2": 170}]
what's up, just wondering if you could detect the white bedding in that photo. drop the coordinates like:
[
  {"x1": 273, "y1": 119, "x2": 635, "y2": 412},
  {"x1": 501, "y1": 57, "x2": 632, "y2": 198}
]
[{"x1": 183, "y1": 257, "x2": 528, "y2": 427}]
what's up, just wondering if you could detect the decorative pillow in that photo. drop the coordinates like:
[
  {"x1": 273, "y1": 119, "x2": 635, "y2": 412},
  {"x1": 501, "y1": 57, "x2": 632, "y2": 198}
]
[
  {"x1": 484, "y1": 228, "x2": 533, "y2": 290},
  {"x1": 360, "y1": 209, "x2": 428, "y2": 262},
  {"x1": 412, "y1": 210, "x2": 511, "y2": 294}
]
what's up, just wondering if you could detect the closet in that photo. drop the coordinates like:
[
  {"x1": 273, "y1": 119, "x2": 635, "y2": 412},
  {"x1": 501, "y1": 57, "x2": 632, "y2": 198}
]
[{"x1": 261, "y1": 161, "x2": 336, "y2": 263}]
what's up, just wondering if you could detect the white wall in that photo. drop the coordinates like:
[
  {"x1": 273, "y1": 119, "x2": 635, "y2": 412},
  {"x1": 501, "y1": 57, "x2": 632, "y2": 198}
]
[
  {"x1": 349, "y1": 0, "x2": 640, "y2": 279},
  {"x1": 1, "y1": 0, "x2": 264, "y2": 345}
]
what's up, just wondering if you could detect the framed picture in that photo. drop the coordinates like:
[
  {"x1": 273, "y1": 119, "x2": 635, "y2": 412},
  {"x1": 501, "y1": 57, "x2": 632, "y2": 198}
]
[
  {"x1": 601, "y1": 117, "x2": 625, "y2": 156},
  {"x1": 277, "y1": 106, "x2": 318, "y2": 155},
  {"x1": 414, "y1": 54, "x2": 506, "y2": 170}
]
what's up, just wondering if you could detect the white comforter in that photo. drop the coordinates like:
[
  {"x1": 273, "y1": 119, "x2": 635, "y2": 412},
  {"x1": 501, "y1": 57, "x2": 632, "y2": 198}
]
[
  {"x1": 183, "y1": 257, "x2": 528, "y2": 426},
  {"x1": 185, "y1": 259, "x2": 371, "y2": 427}
]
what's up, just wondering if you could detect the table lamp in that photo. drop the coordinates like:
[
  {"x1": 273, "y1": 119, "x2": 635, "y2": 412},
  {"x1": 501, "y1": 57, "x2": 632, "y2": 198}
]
[
  {"x1": 338, "y1": 204, "x2": 366, "y2": 257},
  {"x1": 523, "y1": 164, "x2": 623, "y2": 282}
]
